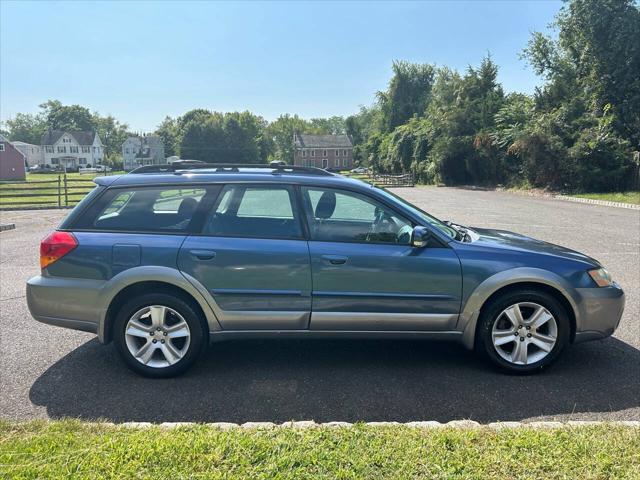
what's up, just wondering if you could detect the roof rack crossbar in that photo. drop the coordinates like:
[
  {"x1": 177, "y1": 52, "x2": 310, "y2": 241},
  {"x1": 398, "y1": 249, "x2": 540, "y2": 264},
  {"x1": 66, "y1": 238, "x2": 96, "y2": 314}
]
[{"x1": 129, "y1": 161, "x2": 334, "y2": 176}]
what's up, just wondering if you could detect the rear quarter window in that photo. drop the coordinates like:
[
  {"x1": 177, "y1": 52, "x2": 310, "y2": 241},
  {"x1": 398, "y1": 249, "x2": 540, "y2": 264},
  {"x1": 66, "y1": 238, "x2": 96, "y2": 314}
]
[{"x1": 73, "y1": 186, "x2": 209, "y2": 233}]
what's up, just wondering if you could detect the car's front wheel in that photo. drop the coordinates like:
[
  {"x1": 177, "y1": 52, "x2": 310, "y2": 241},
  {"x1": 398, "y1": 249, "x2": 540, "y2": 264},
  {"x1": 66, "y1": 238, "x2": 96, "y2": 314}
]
[
  {"x1": 477, "y1": 289, "x2": 570, "y2": 374},
  {"x1": 113, "y1": 292, "x2": 207, "y2": 378}
]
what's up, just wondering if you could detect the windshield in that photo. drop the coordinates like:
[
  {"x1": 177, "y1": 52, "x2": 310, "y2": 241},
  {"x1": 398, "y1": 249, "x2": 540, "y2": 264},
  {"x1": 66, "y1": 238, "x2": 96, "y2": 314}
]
[{"x1": 374, "y1": 187, "x2": 458, "y2": 239}]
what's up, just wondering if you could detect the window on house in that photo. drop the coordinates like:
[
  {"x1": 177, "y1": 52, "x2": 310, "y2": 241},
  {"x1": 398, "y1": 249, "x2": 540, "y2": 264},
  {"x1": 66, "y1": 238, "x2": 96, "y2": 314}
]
[
  {"x1": 79, "y1": 158, "x2": 87, "y2": 164},
  {"x1": 70, "y1": 146, "x2": 79, "y2": 153},
  {"x1": 343, "y1": 149, "x2": 348, "y2": 155},
  {"x1": 82, "y1": 146, "x2": 90, "y2": 153},
  {"x1": 334, "y1": 158, "x2": 339, "y2": 167},
  {"x1": 323, "y1": 149, "x2": 327, "y2": 156},
  {"x1": 0, "y1": 144, "x2": 5, "y2": 152},
  {"x1": 343, "y1": 158, "x2": 348, "y2": 167},
  {"x1": 322, "y1": 159, "x2": 328, "y2": 168},
  {"x1": 51, "y1": 158, "x2": 59, "y2": 164},
  {"x1": 57, "y1": 146, "x2": 66, "y2": 153},
  {"x1": 45, "y1": 146, "x2": 54, "y2": 153},
  {"x1": 311, "y1": 150, "x2": 315, "y2": 157},
  {"x1": 302, "y1": 150, "x2": 307, "y2": 157},
  {"x1": 335, "y1": 149, "x2": 340, "y2": 156}
]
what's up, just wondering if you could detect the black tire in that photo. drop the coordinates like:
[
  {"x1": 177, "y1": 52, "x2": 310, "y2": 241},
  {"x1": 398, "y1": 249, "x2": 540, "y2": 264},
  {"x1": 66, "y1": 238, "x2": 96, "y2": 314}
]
[
  {"x1": 476, "y1": 288, "x2": 570, "y2": 374},
  {"x1": 113, "y1": 292, "x2": 207, "y2": 378}
]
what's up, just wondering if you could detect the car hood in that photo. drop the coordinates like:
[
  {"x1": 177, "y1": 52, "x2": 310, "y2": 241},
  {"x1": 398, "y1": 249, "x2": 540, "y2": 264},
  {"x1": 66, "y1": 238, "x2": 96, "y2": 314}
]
[{"x1": 469, "y1": 227, "x2": 600, "y2": 266}]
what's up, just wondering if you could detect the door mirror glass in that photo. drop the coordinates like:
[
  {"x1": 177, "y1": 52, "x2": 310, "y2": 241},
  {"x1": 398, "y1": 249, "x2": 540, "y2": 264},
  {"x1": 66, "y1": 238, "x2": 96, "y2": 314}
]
[{"x1": 411, "y1": 226, "x2": 431, "y2": 248}]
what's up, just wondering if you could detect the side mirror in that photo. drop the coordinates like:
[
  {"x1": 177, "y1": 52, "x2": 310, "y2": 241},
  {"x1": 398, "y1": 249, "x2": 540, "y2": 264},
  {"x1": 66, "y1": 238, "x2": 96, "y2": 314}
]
[{"x1": 411, "y1": 226, "x2": 430, "y2": 248}]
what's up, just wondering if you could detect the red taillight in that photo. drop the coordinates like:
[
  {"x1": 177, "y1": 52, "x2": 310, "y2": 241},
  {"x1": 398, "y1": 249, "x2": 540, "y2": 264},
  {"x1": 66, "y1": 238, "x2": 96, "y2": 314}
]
[{"x1": 40, "y1": 231, "x2": 78, "y2": 270}]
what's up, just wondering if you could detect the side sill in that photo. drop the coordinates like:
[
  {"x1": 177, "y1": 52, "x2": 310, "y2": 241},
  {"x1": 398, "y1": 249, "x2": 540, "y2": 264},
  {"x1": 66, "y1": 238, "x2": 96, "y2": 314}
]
[
  {"x1": 208, "y1": 330, "x2": 464, "y2": 343},
  {"x1": 32, "y1": 315, "x2": 98, "y2": 336}
]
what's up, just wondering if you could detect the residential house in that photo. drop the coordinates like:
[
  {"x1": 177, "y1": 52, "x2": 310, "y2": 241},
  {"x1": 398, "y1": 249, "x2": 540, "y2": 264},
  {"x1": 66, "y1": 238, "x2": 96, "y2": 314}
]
[
  {"x1": 0, "y1": 134, "x2": 27, "y2": 180},
  {"x1": 293, "y1": 133, "x2": 354, "y2": 170},
  {"x1": 41, "y1": 130, "x2": 104, "y2": 170},
  {"x1": 12, "y1": 141, "x2": 42, "y2": 167},
  {"x1": 122, "y1": 135, "x2": 165, "y2": 171}
]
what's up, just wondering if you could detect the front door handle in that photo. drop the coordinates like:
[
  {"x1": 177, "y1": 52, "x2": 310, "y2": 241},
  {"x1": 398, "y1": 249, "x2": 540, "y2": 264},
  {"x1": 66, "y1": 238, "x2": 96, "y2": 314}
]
[
  {"x1": 321, "y1": 255, "x2": 348, "y2": 265},
  {"x1": 189, "y1": 249, "x2": 216, "y2": 261}
]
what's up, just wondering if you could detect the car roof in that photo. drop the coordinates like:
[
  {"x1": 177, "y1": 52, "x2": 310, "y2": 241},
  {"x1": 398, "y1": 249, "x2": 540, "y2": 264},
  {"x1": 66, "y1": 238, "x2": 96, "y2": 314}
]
[{"x1": 94, "y1": 170, "x2": 376, "y2": 192}]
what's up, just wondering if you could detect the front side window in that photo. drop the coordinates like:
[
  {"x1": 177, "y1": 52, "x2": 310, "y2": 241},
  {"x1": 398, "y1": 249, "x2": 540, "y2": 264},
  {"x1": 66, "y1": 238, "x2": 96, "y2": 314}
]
[
  {"x1": 82, "y1": 146, "x2": 90, "y2": 153},
  {"x1": 301, "y1": 187, "x2": 412, "y2": 244},
  {"x1": 204, "y1": 184, "x2": 301, "y2": 239},
  {"x1": 45, "y1": 146, "x2": 54, "y2": 153},
  {"x1": 57, "y1": 146, "x2": 66, "y2": 153},
  {"x1": 79, "y1": 186, "x2": 207, "y2": 232}
]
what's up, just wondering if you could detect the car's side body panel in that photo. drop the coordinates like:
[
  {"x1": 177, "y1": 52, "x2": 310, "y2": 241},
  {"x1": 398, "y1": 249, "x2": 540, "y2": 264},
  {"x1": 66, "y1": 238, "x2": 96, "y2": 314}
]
[
  {"x1": 307, "y1": 241, "x2": 462, "y2": 331},
  {"x1": 178, "y1": 236, "x2": 312, "y2": 329}
]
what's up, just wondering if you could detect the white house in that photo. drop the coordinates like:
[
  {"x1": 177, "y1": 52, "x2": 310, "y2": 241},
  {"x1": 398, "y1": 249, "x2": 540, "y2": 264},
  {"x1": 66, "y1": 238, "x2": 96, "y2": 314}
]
[
  {"x1": 41, "y1": 130, "x2": 104, "y2": 170},
  {"x1": 122, "y1": 135, "x2": 165, "y2": 171},
  {"x1": 11, "y1": 141, "x2": 42, "y2": 167}
]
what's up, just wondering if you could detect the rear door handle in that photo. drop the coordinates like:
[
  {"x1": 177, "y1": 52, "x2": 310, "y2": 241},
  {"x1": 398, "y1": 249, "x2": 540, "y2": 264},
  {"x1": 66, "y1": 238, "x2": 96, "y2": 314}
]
[
  {"x1": 189, "y1": 249, "x2": 216, "y2": 261},
  {"x1": 321, "y1": 255, "x2": 348, "y2": 265}
]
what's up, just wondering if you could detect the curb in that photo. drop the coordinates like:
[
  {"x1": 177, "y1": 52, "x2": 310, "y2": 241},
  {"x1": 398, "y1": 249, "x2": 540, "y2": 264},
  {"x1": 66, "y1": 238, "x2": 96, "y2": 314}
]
[
  {"x1": 112, "y1": 420, "x2": 640, "y2": 429},
  {"x1": 0, "y1": 223, "x2": 16, "y2": 232},
  {"x1": 554, "y1": 195, "x2": 640, "y2": 210}
]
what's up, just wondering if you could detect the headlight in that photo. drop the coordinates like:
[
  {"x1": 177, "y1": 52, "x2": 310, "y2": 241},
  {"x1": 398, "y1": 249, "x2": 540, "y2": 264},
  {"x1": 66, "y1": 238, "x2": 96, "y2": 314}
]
[{"x1": 588, "y1": 268, "x2": 614, "y2": 287}]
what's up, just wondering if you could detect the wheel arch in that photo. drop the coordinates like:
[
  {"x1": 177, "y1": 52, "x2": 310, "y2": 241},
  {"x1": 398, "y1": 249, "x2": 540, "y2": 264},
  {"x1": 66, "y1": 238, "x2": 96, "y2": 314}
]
[
  {"x1": 460, "y1": 268, "x2": 579, "y2": 350},
  {"x1": 98, "y1": 266, "x2": 221, "y2": 343}
]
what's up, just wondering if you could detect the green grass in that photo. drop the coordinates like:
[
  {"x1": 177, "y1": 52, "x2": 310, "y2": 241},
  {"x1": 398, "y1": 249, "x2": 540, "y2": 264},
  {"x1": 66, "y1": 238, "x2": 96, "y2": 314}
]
[
  {"x1": 1, "y1": 420, "x2": 639, "y2": 479},
  {"x1": 570, "y1": 191, "x2": 640, "y2": 205},
  {"x1": 0, "y1": 171, "x2": 124, "y2": 208}
]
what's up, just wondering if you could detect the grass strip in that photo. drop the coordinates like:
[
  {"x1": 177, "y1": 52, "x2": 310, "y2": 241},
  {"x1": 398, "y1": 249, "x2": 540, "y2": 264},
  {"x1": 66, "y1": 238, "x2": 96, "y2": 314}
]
[
  {"x1": 1, "y1": 420, "x2": 639, "y2": 479},
  {"x1": 570, "y1": 191, "x2": 640, "y2": 205}
]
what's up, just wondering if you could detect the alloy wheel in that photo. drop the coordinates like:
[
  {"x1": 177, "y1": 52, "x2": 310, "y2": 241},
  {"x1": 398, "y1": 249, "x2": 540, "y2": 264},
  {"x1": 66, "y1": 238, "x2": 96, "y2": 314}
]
[
  {"x1": 491, "y1": 302, "x2": 558, "y2": 365},
  {"x1": 124, "y1": 305, "x2": 191, "y2": 368}
]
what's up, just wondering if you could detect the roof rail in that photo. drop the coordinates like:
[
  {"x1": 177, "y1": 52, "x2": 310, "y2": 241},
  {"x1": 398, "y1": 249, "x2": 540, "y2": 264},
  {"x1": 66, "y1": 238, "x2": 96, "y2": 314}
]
[{"x1": 129, "y1": 160, "x2": 335, "y2": 176}]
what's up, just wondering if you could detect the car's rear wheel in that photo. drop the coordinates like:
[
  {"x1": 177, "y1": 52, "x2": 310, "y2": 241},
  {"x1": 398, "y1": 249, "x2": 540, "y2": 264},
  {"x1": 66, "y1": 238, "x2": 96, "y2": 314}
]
[
  {"x1": 113, "y1": 292, "x2": 206, "y2": 378},
  {"x1": 477, "y1": 289, "x2": 570, "y2": 374}
]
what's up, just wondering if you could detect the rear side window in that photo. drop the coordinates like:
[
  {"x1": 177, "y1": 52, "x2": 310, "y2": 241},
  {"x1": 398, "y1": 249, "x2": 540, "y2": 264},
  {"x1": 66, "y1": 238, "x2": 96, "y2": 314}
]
[
  {"x1": 75, "y1": 186, "x2": 207, "y2": 232},
  {"x1": 204, "y1": 185, "x2": 302, "y2": 239}
]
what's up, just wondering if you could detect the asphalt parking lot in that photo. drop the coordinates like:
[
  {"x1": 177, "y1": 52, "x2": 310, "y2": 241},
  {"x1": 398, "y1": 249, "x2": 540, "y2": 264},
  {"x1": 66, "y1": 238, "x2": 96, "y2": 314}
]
[{"x1": 1, "y1": 187, "x2": 638, "y2": 423}]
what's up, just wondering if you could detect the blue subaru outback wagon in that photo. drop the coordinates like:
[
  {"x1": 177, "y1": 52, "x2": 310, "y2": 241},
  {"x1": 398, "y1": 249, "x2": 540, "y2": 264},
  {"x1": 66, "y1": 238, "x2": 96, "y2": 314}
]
[{"x1": 27, "y1": 162, "x2": 625, "y2": 377}]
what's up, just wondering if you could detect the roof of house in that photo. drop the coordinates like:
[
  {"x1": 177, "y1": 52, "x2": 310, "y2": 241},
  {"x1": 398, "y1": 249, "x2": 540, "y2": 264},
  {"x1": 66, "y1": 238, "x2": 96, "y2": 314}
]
[
  {"x1": 41, "y1": 130, "x2": 97, "y2": 146},
  {"x1": 294, "y1": 134, "x2": 353, "y2": 149},
  {"x1": 0, "y1": 134, "x2": 8, "y2": 143}
]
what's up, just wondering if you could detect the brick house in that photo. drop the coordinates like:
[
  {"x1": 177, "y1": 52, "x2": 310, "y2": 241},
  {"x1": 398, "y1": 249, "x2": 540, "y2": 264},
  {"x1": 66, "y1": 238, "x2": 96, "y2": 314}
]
[
  {"x1": 293, "y1": 133, "x2": 354, "y2": 170},
  {"x1": 0, "y1": 134, "x2": 27, "y2": 180}
]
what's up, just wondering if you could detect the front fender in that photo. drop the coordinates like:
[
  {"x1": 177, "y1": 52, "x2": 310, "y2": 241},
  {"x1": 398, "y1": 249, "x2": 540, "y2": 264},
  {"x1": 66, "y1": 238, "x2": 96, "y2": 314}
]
[
  {"x1": 97, "y1": 266, "x2": 222, "y2": 342},
  {"x1": 458, "y1": 267, "x2": 580, "y2": 350}
]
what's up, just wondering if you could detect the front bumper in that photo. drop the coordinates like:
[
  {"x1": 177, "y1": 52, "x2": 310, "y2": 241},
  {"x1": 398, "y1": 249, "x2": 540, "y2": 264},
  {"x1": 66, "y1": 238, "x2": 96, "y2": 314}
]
[
  {"x1": 26, "y1": 275, "x2": 105, "y2": 337},
  {"x1": 573, "y1": 283, "x2": 625, "y2": 343}
]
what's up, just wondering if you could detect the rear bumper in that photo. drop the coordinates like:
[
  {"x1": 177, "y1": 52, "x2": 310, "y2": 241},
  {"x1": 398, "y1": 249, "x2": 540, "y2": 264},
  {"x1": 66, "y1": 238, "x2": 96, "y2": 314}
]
[
  {"x1": 573, "y1": 283, "x2": 625, "y2": 343},
  {"x1": 27, "y1": 275, "x2": 105, "y2": 338}
]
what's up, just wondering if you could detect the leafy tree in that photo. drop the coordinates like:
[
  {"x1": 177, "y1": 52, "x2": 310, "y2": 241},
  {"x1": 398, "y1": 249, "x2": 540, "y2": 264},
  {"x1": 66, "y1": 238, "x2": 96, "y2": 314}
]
[
  {"x1": 40, "y1": 100, "x2": 95, "y2": 131},
  {"x1": 154, "y1": 116, "x2": 180, "y2": 157},
  {"x1": 3, "y1": 112, "x2": 47, "y2": 144}
]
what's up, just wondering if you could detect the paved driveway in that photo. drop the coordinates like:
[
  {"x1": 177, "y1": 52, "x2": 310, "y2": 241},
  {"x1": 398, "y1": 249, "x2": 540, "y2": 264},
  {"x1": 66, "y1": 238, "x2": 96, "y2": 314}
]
[{"x1": 1, "y1": 188, "x2": 638, "y2": 423}]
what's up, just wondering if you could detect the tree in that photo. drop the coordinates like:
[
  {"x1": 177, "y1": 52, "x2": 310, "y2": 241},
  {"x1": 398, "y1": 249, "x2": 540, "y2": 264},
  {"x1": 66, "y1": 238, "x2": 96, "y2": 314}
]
[
  {"x1": 3, "y1": 112, "x2": 47, "y2": 144},
  {"x1": 40, "y1": 100, "x2": 95, "y2": 131},
  {"x1": 377, "y1": 61, "x2": 436, "y2": 132},
  {"x1": 155, "y1": 116, "x2": 180, "y2": 157}
]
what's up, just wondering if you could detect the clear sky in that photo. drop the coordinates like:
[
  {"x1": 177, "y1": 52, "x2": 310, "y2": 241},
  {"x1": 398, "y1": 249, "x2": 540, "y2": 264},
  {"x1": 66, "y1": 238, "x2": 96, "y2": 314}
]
[{"x1": 1, "y1": 0, "x2": 562, "y2": 132}]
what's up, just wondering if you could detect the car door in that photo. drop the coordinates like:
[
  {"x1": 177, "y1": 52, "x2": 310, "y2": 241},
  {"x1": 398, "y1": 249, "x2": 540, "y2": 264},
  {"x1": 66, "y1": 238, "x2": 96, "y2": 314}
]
[
  {"x1": 178, "y1": 184, "x2": 312, "y2": 330},
  {"x1": 300, "y1": 186, "x2": 462, "y2": 331}
]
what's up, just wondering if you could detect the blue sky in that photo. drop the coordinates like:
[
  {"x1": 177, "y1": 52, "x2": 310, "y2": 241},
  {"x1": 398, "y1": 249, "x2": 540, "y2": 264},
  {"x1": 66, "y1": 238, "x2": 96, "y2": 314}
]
[{"x1": 1, "y1": 1, "x2": 562, "y2": 132}]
